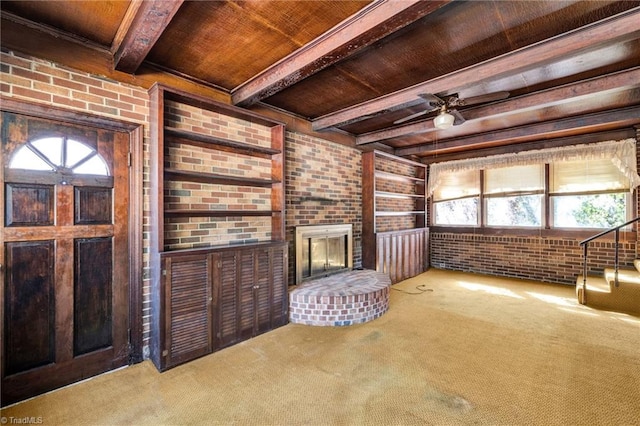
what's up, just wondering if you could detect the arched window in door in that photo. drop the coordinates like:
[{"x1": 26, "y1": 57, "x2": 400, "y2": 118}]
[{"x1": 9, "y1": 137, "x2": 110, "y2": 175}]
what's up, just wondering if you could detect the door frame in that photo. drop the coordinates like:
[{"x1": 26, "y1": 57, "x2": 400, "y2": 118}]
[{"x1": 1, "y1": 96, "x2": 144, "y2": 363}]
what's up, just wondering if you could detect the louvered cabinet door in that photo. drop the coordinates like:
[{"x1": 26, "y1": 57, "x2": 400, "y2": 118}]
[
  {"x1": 213, "y1": 250, "x2": 240, "y2": 349},
  {"x1": 238, "y1": 249, "x2": 257, "y2": 341},
  {"x1": 270, "y1": 245, "x2": 289, "y2": 329},
  {"x1": 254, "y1": 249, "x2": 272, "y2": 334},
  {"x1": 255, "y1": 246, "x2": 289, "y2": 334},
  {"x1": 163, "y1": 254, "x2": 213, "y2": 369}
]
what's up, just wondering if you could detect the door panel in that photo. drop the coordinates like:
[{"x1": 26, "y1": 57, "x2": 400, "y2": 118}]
[
  {"x1": 74, "y1": 187, "x2": 112, "y2": 224},
  {"x1": 4, "y1": 241, "x2": 56, "y2": 375},
  {"x1": 215, "y1": 251, "x2": 239, "y2": 349},
  {"x1": 163, "y1": 254, "x2": 212, "y2": 368},
  {"x1": 239, "y1": 250, "x2": 255, "y2": 339},
  {"x1": 5, "y1": 183, "x2": 54, "y2": 226},
  {"x1": 1, "y1": 112, "x2": 130, "y2": 405},
  {"x1": 255, "y1": 249, "x2": 272, "y2": 333},
  {"x1": 74, "y1": 237, "x2": 113, "y2": 355}
]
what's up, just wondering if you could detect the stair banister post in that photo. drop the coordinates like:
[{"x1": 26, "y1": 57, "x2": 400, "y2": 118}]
[
  {"x1": 614, "y1": 229, "x2": 620, "y2": 287},
  {"x1": 582, "y1": 243, "x2": 588, "y2": 304}
]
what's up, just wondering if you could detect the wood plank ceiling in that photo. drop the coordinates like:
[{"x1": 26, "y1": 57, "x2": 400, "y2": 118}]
[{"x1": 1, "y1": 0, "x2": 639, "y2": 163}]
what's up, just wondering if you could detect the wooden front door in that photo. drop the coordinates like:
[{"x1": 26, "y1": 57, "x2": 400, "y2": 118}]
[{"x1": 1, "y1": 112, "x2": 131, "y2": 405}]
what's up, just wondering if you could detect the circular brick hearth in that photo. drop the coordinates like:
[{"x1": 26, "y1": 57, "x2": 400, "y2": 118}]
[{"x1": 289, "y1": 269, "x2": 391, "y2": 326}]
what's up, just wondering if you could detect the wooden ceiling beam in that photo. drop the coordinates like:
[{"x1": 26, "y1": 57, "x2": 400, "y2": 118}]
[
  {"x1": 418, "y1": 129, "x2": 638, "y2": 164},
  {"x1": 312, "y1": 7, "x2": 640, "y2": 131},
  {"x1": 394, "y1": 106, "x2": 640, "y2": 157},
  {"x1": 113, "y1": 0, "x2": 184, "y2": 74},
  {"x1": 356, "y1": 67, "x2": 640, "y2": 145},
  {"x1": 231, "y1": 0, "x2": 452, "y2": 107}
]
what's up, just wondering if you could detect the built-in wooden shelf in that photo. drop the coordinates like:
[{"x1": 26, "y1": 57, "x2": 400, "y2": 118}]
[
  {"x1": 164, "y1": 168, "x2": 278, "y2": 187},
  {"x1": 164, "y1": 209, "x2": 279, "y2": 218},
  {"x1": 375, "y1": 191, "x2": 425, "y2": 199},
  {"x1": 165, "y1": 127, "x2": 280, "y2": 158},
  {"x1": 375, "y1": 170, "x2": 424, "y2": 184},
  {"x1": 149, "y1": 83, "x2": 288, "y2": 373},
  {"x1": 375, "y1": 211, "x2": 426, "y2": 217},
  {"x1": 362, "y1": 150, "x2": 429, "y2": 282}
]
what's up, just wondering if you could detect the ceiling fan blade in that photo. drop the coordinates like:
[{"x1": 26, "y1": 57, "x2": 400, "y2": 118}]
[
  {"x1": 393, "y1": 110, "x2": 429, "y2": 124},
  {"x1": 461, "y1": 91, "x2": 510, "y2": 106},
  {"x1": 417, "y1": 93, "x2": 445, "y2": 108},
  {"x1": 450, "y1": 109, "x2": 466, "y2": 126}
]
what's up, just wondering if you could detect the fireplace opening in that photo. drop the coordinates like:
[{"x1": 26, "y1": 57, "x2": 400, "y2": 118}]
[{"x1": 295, "y1": 224, "x2": 353, "y2": 284}]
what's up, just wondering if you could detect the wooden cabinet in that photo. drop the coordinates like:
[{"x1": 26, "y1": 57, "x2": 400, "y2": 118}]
[
  {"x1": 149, "y1": 83, "x2": 285, "y2": 249},
  {"x1": 159, "y1": 243, "x2": 288, "y2": 371},
  {"x1": 214, "y1": 243, "x2": 288, "y2": 349},
  {"x1": 161, "y1": 252, "x2": 213, "y2": 369},
  {"x1": 148, "y1": 84, "x2": 288, "y2": 371},
  {"x1": 362, "y1": 150, "x2": 429, "y2": 283}
]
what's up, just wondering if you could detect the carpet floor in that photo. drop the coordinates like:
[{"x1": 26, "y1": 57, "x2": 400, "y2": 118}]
[{"x1": 2, "y1": 269, "x2": 639, "y2": 425}]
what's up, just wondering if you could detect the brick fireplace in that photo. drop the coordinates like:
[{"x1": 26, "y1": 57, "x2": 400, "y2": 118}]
[
  {"x1": 294, "y1": 224, "x2": 353, "y2": 285},
  {"x1": 291, "y1": 223, "x2": 391, "y2": 327}
]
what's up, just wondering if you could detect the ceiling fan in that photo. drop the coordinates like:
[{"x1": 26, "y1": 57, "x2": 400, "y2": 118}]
[{"x1": 394, "y1": 91, "x2": 510, "y2": 129}]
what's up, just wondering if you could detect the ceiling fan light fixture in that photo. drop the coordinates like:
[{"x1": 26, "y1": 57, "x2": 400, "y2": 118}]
[{"x1": 434, "y1": 109, "x2": 455, "y2": 129}]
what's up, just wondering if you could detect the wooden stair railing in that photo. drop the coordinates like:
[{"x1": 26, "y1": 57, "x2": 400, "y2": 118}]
[{"x1": 579, "y1": 216, "x2": 640, "y2": 304}]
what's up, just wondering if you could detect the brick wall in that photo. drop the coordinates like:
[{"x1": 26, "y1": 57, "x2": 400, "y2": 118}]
[
  {"x1": 1, "y1": 50, "x2": 156, "y2": 352},
  {"x1": 431, "y1": 233, "x2": 637, "y2": 285},
  {"x1": 430, "y1": 138, "x2": 640, "y2": 285},
  {"x1": 163, "y1": 100, "x2": 274, "y2": 249},
  {"x1": 285, "y1": 132, "x2": 362, "y2": 284},
  {"x1": 2, "y1": 49, "x2": 638, "y2": 355},
  {"x1": 0, "y1": 50, "x2": 363, "y2": 354},
  {"x1": 375, "y1": 155, "x2": 420, "y2": 232}
]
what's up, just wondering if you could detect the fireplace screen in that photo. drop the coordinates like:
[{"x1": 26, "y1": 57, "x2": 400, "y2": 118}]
[{"x1": 295, "y1": 224, "x2": 353, "y2": 284}]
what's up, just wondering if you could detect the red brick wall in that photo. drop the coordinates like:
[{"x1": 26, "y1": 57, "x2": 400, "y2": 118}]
[
  {"x1": 430, "y1": 233, "x2": 637, "y2": 285},
  {"x1": 285, "y1": 132, "x2": 362, "y2": 284},
  {"x1": 374, "y1": 155, "x2": 421, "y2": 232},
  {"x1": 2, "y1": 49, "x2": 638, "y2": 354},
  {"x1": 430, "y1": 138, "x2": 640, "y2": 285},
  {"x1": 163, "y1": 100, "x2": 274, "y2": 249},
  {"x1": 0, "y1": 50, "x2": 363, "y2": 352},
  {"x1": 1, "y1": 50, "x2": 156, "y2": 351}
]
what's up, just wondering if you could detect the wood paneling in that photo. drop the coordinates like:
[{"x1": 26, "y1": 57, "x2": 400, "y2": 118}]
[
  {"x1": 4, "y1": 183, "x2": 54, "y2": 226},
  {"x1": 74, "y1": 238, "x2": 113, "y2": 355},
  {"x1": 215, "y1": 250, "x2": 239, "y2": 350},
  {"x1": 1, "y1": 0, "x2": 130, "y2": 46},
  {"x1": 3, "y1": 241, "x2": 56, "y2": 376},
  {"x1": 362, "y1": 150, "x2": 428, "y2": 281},
  {"x1": 156, "y1": 243, "x2": 288, "y2": 371},
  {"x1": 164, "y1": 254, "x2": 212, "y2": 368},
  {"x1": 1, "y1": 108, "x2": 133, "y2": 405},
  {"x1": 376, "y1": 228, "x2": 429, "y2": 284},
  {"x1": 147, "y1": 1, "x2": 371, "y2": 89},
  {"x1": 74, "y1": 187, "x2": 112, "y2": 224}
]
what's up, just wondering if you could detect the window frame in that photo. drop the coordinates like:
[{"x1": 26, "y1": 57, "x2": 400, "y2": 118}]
[{"x1": 430, "y1": 163, "x2": 636, "y2": 238}]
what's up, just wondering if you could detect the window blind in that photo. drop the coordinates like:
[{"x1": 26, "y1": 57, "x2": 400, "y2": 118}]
[
  {"x1": 550, "y1": 159, "x2": 630, "y2": 193},
  {"x1": 485, "y1": 164, "x2": 544, "y2": 195}
]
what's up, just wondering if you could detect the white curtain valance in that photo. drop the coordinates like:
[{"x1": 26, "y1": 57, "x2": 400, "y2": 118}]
[{"x1": 428, "y1": 139, "x2": 640, "y2": 196}]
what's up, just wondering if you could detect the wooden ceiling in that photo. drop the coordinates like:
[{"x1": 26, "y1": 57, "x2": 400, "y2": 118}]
[{"x1": 2, "y1": 0, "x2": 640, "y2": 163}]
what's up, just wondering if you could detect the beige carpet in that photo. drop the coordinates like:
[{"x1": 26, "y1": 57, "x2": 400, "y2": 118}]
[{"x1": 2, "y1": 269, "x2": 639, "y2": 425}]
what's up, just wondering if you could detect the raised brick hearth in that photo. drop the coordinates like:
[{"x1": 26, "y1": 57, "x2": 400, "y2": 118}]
[{"x1": 289, "y1": 269, "x2": 391, "y2": 326}]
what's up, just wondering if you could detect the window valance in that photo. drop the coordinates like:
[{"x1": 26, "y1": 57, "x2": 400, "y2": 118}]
[{"x1": 428, "y1": 139, "x2": 640, "y2": 195}]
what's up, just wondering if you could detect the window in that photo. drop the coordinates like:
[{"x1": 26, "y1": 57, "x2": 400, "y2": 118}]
[
  {"x1": 429, "y1": 140, "x2": 638, "y2": 230},
  {"x1": 550, "y1": 159, "x2": 629, "y2": 228},
  {"x1": 9, "y1": 137, "x2": 109, "y2": 175},
  {"x1": 484, "y1": 165, "x2": 544, "y2": 227},
  {"x1": 432, "y1": 169, "x2": 479, "y2": 226}
]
